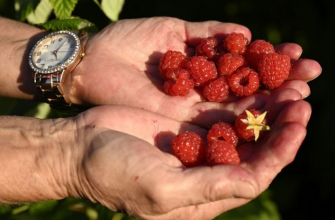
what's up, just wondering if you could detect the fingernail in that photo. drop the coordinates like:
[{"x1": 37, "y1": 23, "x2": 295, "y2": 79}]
[
  {"x1": 234, "y1": 180, "x2": 257, "y2": 199},
  {"x1": 302, "y1": 90, "x2": 311, "y2": 99}
]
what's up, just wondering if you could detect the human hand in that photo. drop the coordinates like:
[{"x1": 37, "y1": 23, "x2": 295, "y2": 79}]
[
  {"x1": 61, "y1": 17, "x2": 321, "y2": 126},
  {"x1": 68, "y1": 87, "x2": 310, "y2": 220}
]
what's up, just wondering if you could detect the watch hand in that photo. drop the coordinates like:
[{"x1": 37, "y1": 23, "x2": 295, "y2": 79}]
[{"x1": 52, "y1": 41, "x2": 68, "y2": 60}]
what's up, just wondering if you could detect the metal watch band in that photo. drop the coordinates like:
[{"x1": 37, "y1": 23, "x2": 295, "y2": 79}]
[{"x1": 34, "y1": 71, "x2": 87, "y2": 112}]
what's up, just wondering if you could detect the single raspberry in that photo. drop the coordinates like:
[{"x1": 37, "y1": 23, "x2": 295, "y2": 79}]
[
  {"x1": 159, "y1": 50, "x2": 189, "y2": 80},
  {"x1": 223, "y1": 32, "x2": 249, "y2": 55},
  {"x1": 245, "y1": 39, "x2": 275, "y2": 70},
  {"x1": 258, "y1": 53, "x2": 291, "y2": 89},
  {"x1": 207, "y1": 122, "x2": 238, "y2": 147},
  {"x1": 235, "y1": 109, "x2": 270, "y2": 142},
  {"x1": 195, "y1": 37, "x2": 218, "y2": 61},
  {"x1": 228, "y1": 67, "x2": 260, "y2": 96},
  {"x1": 207, "y1": 140, "x2": 240, "y2": 165},
  {"x1": 217, "y1": 53, "x2": 248, "y2": 77},
  {"x1": 164, "y1": 68, "x2": 194, "y2": 96},
  {"x1": 202, "y1": 77, "x2": 229, "y2": 102},
  {"x1": 186, "y1": 56, "x2": 218, "y2": 87},
  {"x1": 171, "y1": 131, "x2": 206, "y2": 167}
]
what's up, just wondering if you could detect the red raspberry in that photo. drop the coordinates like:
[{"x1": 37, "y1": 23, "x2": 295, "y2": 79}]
[
  {"x1": 159, "y1": 50, "x2": 189, "y2": 80},
  {"x1": 171, "y1": 131, "x2": 206, "y2": 167},
  {"x1": 207, "y1": 122, "x2": 238, "y2": 147},
  {"x1": 245, "y1": 40, "x2": 275, "y2": 70},
  {"x1": 217, "y1": 53, "x2": 248, "y2": 77},
  {"x1": 196, "y1": 37, "x2": 218, "y2": 60},
  {"x1": 223, "y1": 32, "x2": 249, "y2": 55},
  {"x1": 202, "y1": 77, "x2": 229, "y2": 102},
  {"x1": 228, "y1": 67, "x2": 260, "y2": 96},
  {"x1": 258, "y1": 53, "x2": 291, "y2": 89},
  {"x1": 186, "y1": 56, "x2": 218, "y2": 87},
  {"x1": 207, "y1": 140, "x2": 240, "y2": 165},
  {"x1": 235, "y1": 109, "x2": 270, "y2": 142},
  {"x1": 163, "y1": 68, "x2": 194, "y2": 96}
]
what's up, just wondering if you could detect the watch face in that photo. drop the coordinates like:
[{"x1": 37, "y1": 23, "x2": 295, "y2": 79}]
[{"x1": 29, "y1": 30, "x2": 81, "y2": 74}]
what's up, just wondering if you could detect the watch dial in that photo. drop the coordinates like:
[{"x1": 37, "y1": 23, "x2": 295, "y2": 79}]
[{"x1": 29, "y1": 31, "x2": 80, "y2": 74}]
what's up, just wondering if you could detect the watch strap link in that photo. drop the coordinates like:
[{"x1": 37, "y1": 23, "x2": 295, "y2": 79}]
[{"x1": 34, "y1": 72, "x2": 84, "y2": 112}]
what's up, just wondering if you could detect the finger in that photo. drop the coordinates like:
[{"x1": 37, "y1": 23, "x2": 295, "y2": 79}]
[
  {"x1": 289, "y1": 58, "x2": 322, "y2": 82},
  {"x1": 264, "y1": 88, "x2": 303, "y2": 124},
  {"x1": 184, "y1": 21, "x2": 252, "y2": 47},
  {"x1": 273, "y1": 99, "x2": 311, "y2": 128},
  {"x1": 275, "y1": 43, "x2": 302, "y2": 60},
  {"x1": 242, "y1": 100, "x2": 311, "y2": 191},
  {"x1": 270, "y1": 79, "x2": 311, "y2": 99}
]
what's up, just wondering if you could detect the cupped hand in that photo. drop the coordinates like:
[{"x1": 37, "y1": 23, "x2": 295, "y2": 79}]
[
  {"x1": 62, "y1": 17, "x2": 321, "y2": 127},
  {"x1": 71, "y1": 87, "x2": 310, "y2": 220}
]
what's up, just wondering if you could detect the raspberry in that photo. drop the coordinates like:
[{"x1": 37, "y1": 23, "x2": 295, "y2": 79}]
[
  {"x1": 171, "y1": 131, "x2": 206, "y2": 167},
  {"x1": 195, "y1": 37, "x2": 218, "y2": 60},
  {"x1": 159, "y1": 50, "x2": 189, "y2": 80},
  {"x1": 217, "y1": 53, "x2": 248, "y2": 77},
  {"x1": 235, "y1": 109, "x2": 270, "y2": 141},
  {"x1": 258, "y1": 53, "x2": 291, "y2": 89},
  {"x1": 207, "y1": 122, "x2": 238, "y2": 147},
  {"x1": 228, "y1": 67, "x2": 260, "y2": 96},
  {"x1": 202, "y1": 77, "x2": 229, "y2": 102},
  {"x1": 223, "y1": 32, "x2": 249, "y2": 55},
  {"x1": 186, "y1": 56, "x2": 218, "y2": 87},
  {"x1": 245, "y1": 40, "x2": 275, "y2": 70},
  {"x1": 206, "y1": 140, "x2": 240, "y2": 165},
  {"x1": 163, "y1": 68, "x2": 194, "y2": 96}
]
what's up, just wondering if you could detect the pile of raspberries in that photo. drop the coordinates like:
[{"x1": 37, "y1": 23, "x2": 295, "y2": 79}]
[
  {"x1": 159, "y1": 33, "x2": 292, "y2": 167},
  {"x1": 159, "y1": 32, "x2": 292, "y2": 102},
  {"x1": 171, "y1": 109, "x2": 270, "y2": 167}
]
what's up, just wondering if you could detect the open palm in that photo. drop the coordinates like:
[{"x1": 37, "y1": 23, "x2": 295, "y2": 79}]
[
  {"x1": 64, "y1": 17, "x2": 321, "y2": 127},
  {"x1": 74, "y1": 87, "x2": 310, "y2": 220}
]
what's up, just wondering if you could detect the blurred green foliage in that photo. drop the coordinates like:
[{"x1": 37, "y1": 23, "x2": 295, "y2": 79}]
[{"x1": 0, "y1": 0, "x2": 333, "y2": 219}]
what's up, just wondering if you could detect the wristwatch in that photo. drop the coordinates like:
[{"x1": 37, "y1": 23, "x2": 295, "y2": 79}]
[{"x1": 28, "y1": 30, "x2": 86, "y2": 111}]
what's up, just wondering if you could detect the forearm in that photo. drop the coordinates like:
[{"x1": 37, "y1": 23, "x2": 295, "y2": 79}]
[
  {"x1": 0, "y1": 17, "x2": 46, "y2": 101},
  {"x1": 0, "y1": 115, "x2": 79, "y2": 203}
]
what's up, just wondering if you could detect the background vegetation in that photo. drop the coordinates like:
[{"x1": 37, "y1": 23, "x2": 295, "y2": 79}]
[{"x1": 0, "y1": 0, "x2": 332, "y2": 219}]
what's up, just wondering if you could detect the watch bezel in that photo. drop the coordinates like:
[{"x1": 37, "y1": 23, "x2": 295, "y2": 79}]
[{"x1": 28, "y1": 30, "x2": 81, "y2": 74}]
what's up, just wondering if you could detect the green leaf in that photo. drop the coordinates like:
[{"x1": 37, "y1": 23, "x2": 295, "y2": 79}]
[
  {"x1": 26, "y1": 0, "x2": 53, "y2": 24},
  {"x1": 49, "y1": 0, "x2": 78, "y2": 19},
  {"x1": 41, "y1": 17, "x2": 98, "y2": 32},
  {"x1": 214, "y1": 190, "x2": 281, "y2": 220},
  {"x1": 0, "y1": 97, "x2": 19, "y2": 115},
  {"x1": 101, "y1": 0, "x2": 125, "y2": 21},
  {"x1": 0, "y1": 204, "x2": 12, "y2": 215},
  {"x1": 28, "y1": 200, "x2": 58, "y2": 216},
  {"x1": 14, "y1": 0, "x2": 40, "y2": 21}
]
